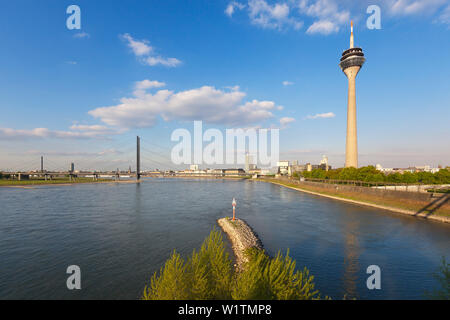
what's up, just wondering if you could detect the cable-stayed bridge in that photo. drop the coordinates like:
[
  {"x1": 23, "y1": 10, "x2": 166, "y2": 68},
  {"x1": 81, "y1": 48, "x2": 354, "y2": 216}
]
[
  {"x1": 0, "y1": 136, "x2": 177, "y2": 181},
  {"x1": 0, "y1": 136, "x2": 248, "y2": 180}
]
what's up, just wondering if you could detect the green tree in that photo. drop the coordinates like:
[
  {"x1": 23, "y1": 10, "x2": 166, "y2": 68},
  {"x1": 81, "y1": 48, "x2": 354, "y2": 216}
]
[
  {"x1": 232, "y1": 248, "x2": 321, "y2": 300},
  {"x1": 356, "y1": 166, "x2": 378, "y2": 181},
  {"x1": 143, "y1": 229, "x2": 322, "y2": 300},
  {"x1": 298, "y1": 166, "x2": 448, "y2": 185},
  {"x1": 426, "y1": 257, "x2": 450, "y2": 300},
  {"x1": 302, "y1": 171, "x2": 312, "y2": 179},
  {"x1": 435, "y1": 169, "x2": 450, "y2": 184},
  {"x1": 402, "y1": 172, "x2": 418, "y2": 184},
  {"x1": 188, "y1": 229, "x2": 233, "y2": 299},
  {"x1": 143, "y1": 228, "x2": 233, "y2": 300},
  {"x1": 386, "y1": 173, "x2": 403, "y2": 183},
  {"x1": 369, "y1": 173, "x2": 385, "y2": 183},
  {"x1": 417, "y1": 171, "x2": 436, "y2": 184},
  {"x1": 338, "y1": 167, "x2": 358, "y2": 181},
  {"x1": 143, "y1": 251, "x2": 191, "y2": 300},
  {"x1": 311, "y1": 169, "x2": 326, "y2": 179}
]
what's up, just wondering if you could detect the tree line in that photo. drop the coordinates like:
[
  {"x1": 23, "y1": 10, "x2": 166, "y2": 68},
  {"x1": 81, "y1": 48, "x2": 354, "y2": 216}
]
[{"x1": 294, "y1": 166, "x2": 450, "y2": 185}]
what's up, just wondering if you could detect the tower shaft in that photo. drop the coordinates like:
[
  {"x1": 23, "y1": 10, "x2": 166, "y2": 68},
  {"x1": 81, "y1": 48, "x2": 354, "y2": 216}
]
[{"x1": 344, "y1": 66, "x2": 360, "y2": 168}]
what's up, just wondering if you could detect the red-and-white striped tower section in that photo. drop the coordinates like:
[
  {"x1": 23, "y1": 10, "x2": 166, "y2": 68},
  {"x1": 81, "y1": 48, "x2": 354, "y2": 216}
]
[{"x1": 232, "y1": 198, "x2": 237, "y2": 221}]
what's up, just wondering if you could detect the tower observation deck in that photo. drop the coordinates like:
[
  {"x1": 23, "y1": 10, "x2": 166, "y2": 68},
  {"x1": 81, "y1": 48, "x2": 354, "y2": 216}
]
[{"x1": 339, "y1": 47, "x2": 365, "y2": 71}]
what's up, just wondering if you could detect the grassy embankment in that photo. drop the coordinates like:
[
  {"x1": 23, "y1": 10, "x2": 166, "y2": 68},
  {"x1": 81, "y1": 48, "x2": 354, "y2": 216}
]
[
  {"x1": 0, "y1": 177, "x2": 114, "y2": 186},
  {"x1": 259, "y1": 178, "x2": 450, "y2": 220}
]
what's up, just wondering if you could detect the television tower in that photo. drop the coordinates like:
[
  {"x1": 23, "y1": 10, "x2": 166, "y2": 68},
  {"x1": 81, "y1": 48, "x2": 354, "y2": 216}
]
[{"x1": 339, "y1": 21, "x2": 365, "y2": 168}]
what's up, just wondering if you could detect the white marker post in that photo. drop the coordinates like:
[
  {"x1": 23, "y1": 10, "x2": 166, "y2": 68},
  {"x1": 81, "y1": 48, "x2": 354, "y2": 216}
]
[{"x1": 232, "y1": 198, "x2": 237, "y2": 221}]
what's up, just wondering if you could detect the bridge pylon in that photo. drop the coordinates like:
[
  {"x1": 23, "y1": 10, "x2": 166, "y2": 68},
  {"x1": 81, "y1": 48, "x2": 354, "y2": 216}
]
[{"x1": 137, "y1": 136, "x2": 141, "y2": 181}]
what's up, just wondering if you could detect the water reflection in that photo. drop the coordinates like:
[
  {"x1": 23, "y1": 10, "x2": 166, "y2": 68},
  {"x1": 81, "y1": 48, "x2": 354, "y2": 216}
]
[{"x1": 342, "y1": 218, "x2": 360, "y2": 299}]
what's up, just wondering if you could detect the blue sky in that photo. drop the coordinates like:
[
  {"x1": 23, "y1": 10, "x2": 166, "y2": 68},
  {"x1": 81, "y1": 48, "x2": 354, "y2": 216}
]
[{"x1": 0, "y1": 0, "x2": 449, "y2": 171}]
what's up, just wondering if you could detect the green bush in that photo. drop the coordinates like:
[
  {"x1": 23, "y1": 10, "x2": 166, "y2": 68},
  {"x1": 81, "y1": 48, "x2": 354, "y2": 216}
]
[
  {"x1": 143, "y1": 228, "x2": 232, "y2": 300},
  {"x1": 143, "y1": 229, "x2": 322, "y2": 300},
  {"x1": 299, "y1": 167, "x2": 450, "y2": 185},
  {"x1": 435, "y1": 169, "x2": 450, "y2": 184},
  {"x1": 426, "y1": 257, "x2": 450, "y2": 300},
  {"x1": 232, "y1": 248, "x2": 321, "y2": 300}
]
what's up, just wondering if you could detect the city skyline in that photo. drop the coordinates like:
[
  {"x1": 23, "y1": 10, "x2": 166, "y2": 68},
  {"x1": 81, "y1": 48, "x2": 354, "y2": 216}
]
[{"x1": 1, "y1": 0, "x2": 449, "y2": 170}]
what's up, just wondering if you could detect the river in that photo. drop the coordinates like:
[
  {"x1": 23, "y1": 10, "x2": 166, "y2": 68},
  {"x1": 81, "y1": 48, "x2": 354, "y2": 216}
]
[{"x1": 0, "y1": 178, "x2": 449, "y2": 299}]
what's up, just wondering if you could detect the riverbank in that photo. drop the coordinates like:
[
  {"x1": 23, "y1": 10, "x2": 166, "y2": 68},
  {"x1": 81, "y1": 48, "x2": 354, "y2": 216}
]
[
  {"x1": 259, "y1": 178, "x2": 450, "y2": 224},
  {"x1": 217, "y1": 217, "x2": 263, "y2": 271},
  {"x1": 0, "y1": 178, "x2": 138, "y2": 188},
  {"x1": 162, "y1": 175, "x2": 250, "y2": 180}
]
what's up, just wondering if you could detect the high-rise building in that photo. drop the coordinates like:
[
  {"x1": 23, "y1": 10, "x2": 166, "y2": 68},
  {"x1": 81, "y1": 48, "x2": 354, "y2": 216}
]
[
  {"x1": 277, "y1": 161, "x2": 290, "y2": 175},
  {"x1": 245, "y1": 153, "x2": 255, "y2": 172},
  {"x1": 339, "y1": 21, "x2": 365, "y2": 168},
  {"x1": 319, "y1": 155, "x2": 329, "y2": 171}
]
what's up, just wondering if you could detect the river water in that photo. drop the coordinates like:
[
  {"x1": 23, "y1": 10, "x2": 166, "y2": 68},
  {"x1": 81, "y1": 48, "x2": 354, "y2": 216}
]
[{"x1": 0, "y1": 178, "x2": 449, "y2": 299}]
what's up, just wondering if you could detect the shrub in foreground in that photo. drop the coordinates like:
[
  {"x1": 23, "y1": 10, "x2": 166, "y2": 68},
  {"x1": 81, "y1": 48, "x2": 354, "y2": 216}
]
[
  {"x1": 142, "y1": 229, "x2": 322, "y2": 300},
  {"x1": 426, "y1": 257, "x2": 450, "y2": 300},
  {"x1": 232, "y1": 248, "x2": 320, "y2": 300}
]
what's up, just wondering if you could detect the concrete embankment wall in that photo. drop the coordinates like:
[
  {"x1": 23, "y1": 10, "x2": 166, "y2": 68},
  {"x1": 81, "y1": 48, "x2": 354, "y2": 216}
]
[
  {"x1": 263, "y1": 177, "x2": 450, "y2": 223},
  {"x1": 274, "y1": 177, "x2": 446, "y2": 203},
  {"x1": 372, "y1": 184, "x2": 450, "y2": 193}
]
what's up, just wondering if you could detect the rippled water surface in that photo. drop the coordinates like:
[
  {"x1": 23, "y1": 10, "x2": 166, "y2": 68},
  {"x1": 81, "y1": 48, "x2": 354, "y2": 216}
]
[{"x1": 0, "y1": 179, "x2": 449, "y2": 299}]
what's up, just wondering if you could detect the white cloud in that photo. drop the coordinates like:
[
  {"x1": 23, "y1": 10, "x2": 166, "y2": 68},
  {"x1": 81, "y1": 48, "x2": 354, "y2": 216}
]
[
  {"x1": 225, "y1": 85, "x2": 241, "y2": 91},
  {"x1": 226, "y1": 4, "x2": 235, "y2": 16},
  {"x1": 120, "y1": 33, "x2": 181, "y2": 67},
  {"x1": 0, "y1": 127, "x2": 115, "y2": 140},
  {"x1": 226, "y1": 0, "x2": 349, "y2": 33},
  {"x1": 305, "y1": 112, "x2": 336, "y2": 119},
  {"x1": 66, "y1": 61, "x2": 77, "y2": 65},
  {"x1": 25, "y1": 149, "x2": 124, "y2": 157},
  {"x1": 133, "y1": 80, "x2": 166, "y2": 96},
  {"x1": 69, "y1": 124, "x2": 111, "y2": 132},
  {"x1": 306, "y1": 20, "x2": 339, "y2": 34},
  {"x1": 282, "y1": 80, "x2": 294, "y2": 86},
  {"x1": 143, "y1": 56, "x2": 181, "y2": 67},
  {"x1": 388, "y1": 0, "x2": 447, "y2": 16},
  {"x1": 135, "y1": 79, "x2": 166, "y2": 90},
  {"x1": 97, "y1": 148, "x2": 125, "y2": 156},
  {"x1": 121, "y1": 33, "x2": 152, "y2": 56},
  {"x1": 228, "y1": 1, "x2": 449, "y2": 34},
  {"x1": 88, "y1": 81, "x2": 281, "y2": 129},
  {"x1": 247, "y1": 0, "x2": 303, "y2": 30},
  {"x1": 280, "y1": 117, "x2": 295, "y2": 127},
  {"x1": 226, "y1": 2, "x2": 246, "y2": 17},
  {"x1": 436, "y1": 3, "x2": 450, "y2": 24},
  {"x1": 73, "y1": 32, "x2": 90, "y2": 39},
  {"x1": 299, "y1": 0, "x2": 349, "y2": 34}
]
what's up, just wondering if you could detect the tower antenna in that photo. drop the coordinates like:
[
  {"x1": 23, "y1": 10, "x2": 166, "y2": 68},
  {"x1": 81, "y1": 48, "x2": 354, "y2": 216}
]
[{"x1": 350, "y1": 21, "x2": 354, "y2": 48}]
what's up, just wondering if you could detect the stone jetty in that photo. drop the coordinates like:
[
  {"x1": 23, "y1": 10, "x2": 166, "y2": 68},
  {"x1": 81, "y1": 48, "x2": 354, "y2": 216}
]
[{"x1": 217, "y1": 217, "x2": 263, "y2": 271}]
